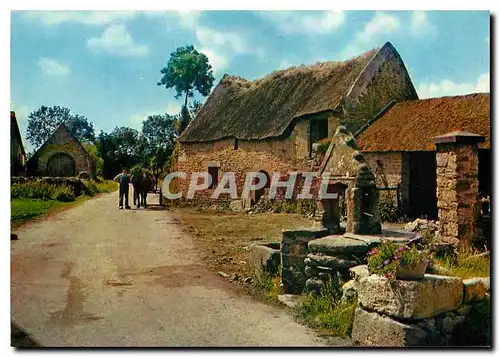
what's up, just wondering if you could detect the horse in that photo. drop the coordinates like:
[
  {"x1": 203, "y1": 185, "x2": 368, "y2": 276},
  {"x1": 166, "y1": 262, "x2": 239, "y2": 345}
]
[{"x1": 131, "y1": 168, "x2": 154, "y2": 208}]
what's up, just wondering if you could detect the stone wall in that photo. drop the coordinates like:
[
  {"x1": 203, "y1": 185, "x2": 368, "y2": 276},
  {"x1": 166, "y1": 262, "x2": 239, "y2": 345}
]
[
  {"x1": 351, "y1": 274, "x2": 490, "y2": 346},
  {"x1": 29, "y1": 126, "x2": 95, "y2": 177}
]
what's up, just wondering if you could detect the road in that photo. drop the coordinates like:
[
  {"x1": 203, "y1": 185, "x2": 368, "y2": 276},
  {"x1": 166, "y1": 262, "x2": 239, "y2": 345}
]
[{"x1": 11, "y1": 190, "x2": 327, "y2": 347}]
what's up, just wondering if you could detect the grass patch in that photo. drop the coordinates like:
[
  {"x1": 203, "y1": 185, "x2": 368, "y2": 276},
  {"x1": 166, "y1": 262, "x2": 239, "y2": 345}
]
[
  {"x1": 295, "y1": 282, "x2": 357, "y2": 339},
  {"x1": 250, "y1": 268, "x2": 282, "y2": 302},
  {"x1": 175, "y1": 208, "x2": 312, "y2": 280},
  {"x1": 94, "y1": 180, "x2": 119, "y2": 193},
  {"x1": 433, "y1": 250, "x2": 490, "y2": 279},
  {"x1": 11, "y1": 197, "x2": 89, "y2": 226}
]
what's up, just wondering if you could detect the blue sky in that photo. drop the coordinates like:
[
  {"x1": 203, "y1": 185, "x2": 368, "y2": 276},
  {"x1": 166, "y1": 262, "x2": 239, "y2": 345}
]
[{"x1": 10, "y1": 10, "x2": 490, "y2": 153}]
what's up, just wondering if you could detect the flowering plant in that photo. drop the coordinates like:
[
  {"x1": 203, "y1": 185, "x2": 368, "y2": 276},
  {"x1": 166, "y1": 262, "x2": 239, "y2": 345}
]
[{"x1": 366, "y1": 242, "x2": 428, "y2": 281}]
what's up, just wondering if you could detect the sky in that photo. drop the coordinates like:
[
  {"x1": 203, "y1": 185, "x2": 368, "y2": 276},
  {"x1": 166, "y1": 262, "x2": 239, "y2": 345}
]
[{"x1": 10, "y1": 10, "x2": 490, "y2": 153}]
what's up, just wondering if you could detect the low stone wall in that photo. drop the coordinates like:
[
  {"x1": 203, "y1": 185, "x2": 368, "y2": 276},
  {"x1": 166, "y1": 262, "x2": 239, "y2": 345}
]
[
  {"x1": 351, "y1": 274, "x2": 490, "y2": 346},
  {"x1": 249, "y1": 242, "x2": 281, "y2": 275},
  {"x1": 11, "y1": 176, "x2": 85, "y2": 197}
]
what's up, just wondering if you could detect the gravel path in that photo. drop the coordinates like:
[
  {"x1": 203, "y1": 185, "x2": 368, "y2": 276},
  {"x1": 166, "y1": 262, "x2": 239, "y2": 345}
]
[{"x1": 11, "y1": 190, "x2": 327, "y2": 347}]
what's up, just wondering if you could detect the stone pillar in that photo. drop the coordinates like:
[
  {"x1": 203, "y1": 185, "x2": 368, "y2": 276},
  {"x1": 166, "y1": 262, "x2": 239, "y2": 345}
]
[{"x1": 434, "y1": 131, "x2": 485, "y2": 250}]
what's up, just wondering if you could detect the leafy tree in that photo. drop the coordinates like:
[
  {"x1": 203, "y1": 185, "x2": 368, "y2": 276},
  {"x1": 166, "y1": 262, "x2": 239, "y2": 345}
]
[
  {"x1": 157, "y1": 45, "x2": 215, "y2": 108},
  {"x1": 141, "y1": 114, "x2": 176, "y2": 189},
  {"x1": 82, "y1": 142, "x2": 104, "y2": 175},
  {"x1": 26, "y1": 105, "x2": 95, "y2": 148},
  {"x1": 96, "y1": 127, "x2": 141, "y2": 178}
]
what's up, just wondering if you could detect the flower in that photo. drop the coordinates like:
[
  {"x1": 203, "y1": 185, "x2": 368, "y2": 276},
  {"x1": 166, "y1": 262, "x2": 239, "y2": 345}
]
[
  {"x1": 393, "y1": 255, "x2": 399, "y2": 260},
  {"x1": 383, "y1": 259, "x2": 390, "y2": 265},
  {"x1": 367, "y1": 248, "x2": 378, "y2": 256}
]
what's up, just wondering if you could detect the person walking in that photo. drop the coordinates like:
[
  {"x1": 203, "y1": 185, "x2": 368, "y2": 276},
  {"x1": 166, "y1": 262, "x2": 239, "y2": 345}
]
[{"x1": 114, "y1": 168, "x2": 132, "y2": 209}]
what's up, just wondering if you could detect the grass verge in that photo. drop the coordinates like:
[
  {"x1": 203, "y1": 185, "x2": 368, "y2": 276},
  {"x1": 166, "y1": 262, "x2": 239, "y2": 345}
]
[
  {"x1": 295, "y1": 283, "x2": 357, "y2": 339},
  {"x1": 11, "y1": 196, "x2": 91, "y2": 228}
]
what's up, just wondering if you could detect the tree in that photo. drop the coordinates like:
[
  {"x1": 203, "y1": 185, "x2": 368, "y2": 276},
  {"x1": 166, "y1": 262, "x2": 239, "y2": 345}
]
[
  {"x1": 189, "y1": 100, "x2": 203, "y2": 117},
  {"x1": 26, "y1": 105, "x2": 95, "y2": 148},
  {"x1": 157, "y1": 45, "x2": 215, "y2": 108},
  {"x1": 141, "y1": 114, "x2": 176, "y2": 189},
  {"x1": 96, "y1": 127, "x2": 141, "y2": 178}
]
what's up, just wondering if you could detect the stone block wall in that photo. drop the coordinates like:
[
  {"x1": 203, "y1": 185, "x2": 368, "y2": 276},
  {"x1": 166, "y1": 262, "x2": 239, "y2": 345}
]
[
  {"x1": 352, "y1": 274, "x2": 490, "y2": 346},
  {"x1": 280, "y1": 228, "x2": 329, "y2": 294}
]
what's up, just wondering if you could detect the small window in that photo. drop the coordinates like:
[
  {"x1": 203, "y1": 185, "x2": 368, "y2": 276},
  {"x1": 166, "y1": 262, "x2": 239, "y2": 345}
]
[
  {"x1": 234, "y1": 138, "x2": 239, "y2": 150},
  {"x1": 208, "y1": 166, "x2": 218, "y2": 189}
]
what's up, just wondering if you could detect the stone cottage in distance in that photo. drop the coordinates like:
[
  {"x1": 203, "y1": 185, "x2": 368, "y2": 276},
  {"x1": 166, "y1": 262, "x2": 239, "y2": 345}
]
[
  {"x1": 27, "y1": 123, "x2": 96, "y2": 178},
  {"x1": 177, "y1": 42, "x2": 418, "y2": 203},
  {"x1": 10, "y1": 111, "x2": 27, "y2": 176}
]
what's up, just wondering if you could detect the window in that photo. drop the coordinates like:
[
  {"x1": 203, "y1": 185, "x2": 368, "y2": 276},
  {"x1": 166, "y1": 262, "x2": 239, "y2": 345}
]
[
  {"x1": 208, "y1": 166, "x2": 219, "y2": 189},
  {"x1": 309, "y1": 119, "x2": 329, "y2": 157}
]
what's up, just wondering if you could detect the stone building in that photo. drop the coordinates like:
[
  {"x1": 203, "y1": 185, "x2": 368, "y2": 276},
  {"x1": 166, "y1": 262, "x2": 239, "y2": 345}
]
[
  {"x1": 27, "y1": 123, "x2": 96, "y2": 177},
  {"x1": 176, "y1": 42, "x2": 418, "y2": 203},
  {"x1": 356, "y1": 93, "x2": 490, "y2": 219},
  {"x1": 10, "y1": 111, "x2": 27, "y2": 176}
]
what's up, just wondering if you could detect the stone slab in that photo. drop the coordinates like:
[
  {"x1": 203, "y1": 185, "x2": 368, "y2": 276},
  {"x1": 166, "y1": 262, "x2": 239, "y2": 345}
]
[
  {"x1": 351, "y1": 308, "x2": 428, "y2": 347},
  {"x1": 305, "y1": 254, "x2": 359, "y2": 269},
  {"x1": 277, "y1": 294, "x2": 305, "y2": 309},
  {"x1": 357, "y1": 274, "x2": 463, "y2": 320},
  {"x1": 308, "y1": 235, "x2": 370, "y2": 255}
]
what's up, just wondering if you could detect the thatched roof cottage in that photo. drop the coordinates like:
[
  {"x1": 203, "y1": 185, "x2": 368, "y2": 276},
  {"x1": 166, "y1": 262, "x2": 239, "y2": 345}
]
[{"x1": 176, "y1": 42, "x2": 418, "y2": 204}]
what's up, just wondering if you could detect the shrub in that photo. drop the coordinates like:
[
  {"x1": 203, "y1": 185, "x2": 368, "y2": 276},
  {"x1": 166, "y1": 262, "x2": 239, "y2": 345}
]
[
  {"x1": 54, "y1": 186, "x2": 75, "y2": 202},
  {"x1": 82, "y1": 180, "x2": 99, "y2": 196},
  {"x1": 297, "y1": 199, "x2": 316, "y2": 216},
  {"x1": 378, "y1": 191, "x2": 398, "y2": 223},
  {"x1": 12, "y1": 181, "x2": 59, "y2": 200},
  {"x1": 250, "y1": 267, "x2": 282, "y2": 302}
]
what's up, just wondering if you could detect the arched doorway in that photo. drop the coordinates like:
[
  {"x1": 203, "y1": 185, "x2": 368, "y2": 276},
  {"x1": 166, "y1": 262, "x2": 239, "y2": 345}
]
[
  {"x1": 47, "y1": 153, "x2": 75, "y2": 177},
  {"x1": 253, "y1": 170, "x2": 271, "y2": 205}
]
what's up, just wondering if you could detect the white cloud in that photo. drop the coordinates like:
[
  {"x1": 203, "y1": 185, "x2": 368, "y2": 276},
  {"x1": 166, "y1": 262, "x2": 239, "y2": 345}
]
[
  {"x1": 410, "y1": 11, "x2": 437, "y2": 38},
  {"x1": 196, "y1": 26, "x2": 248, "y2": 53},
  {"x1": 37, "y1": 57, "x2": 70, "y2": 76},
  {"x1": 86, "y1": 25, "x2": 148, "y2": 57},
  {"x1": 356, "y1": 12, "x2": 400, "y2": 43},
  {"x1": 417, "y1": 72, "x2": 490, "y2": 99},
  {"x1": 260, "y1": 11, "x2": 346, "y2": 35},
  {"x1": 22, "y1": 11, "x2": 138, "y2": 26},
  {"x1": 278, "y1": 59, "x2": 292, "y2": 69},
  {"x1": 199, "y1": 48, "x2": 229, "y2": 74}
]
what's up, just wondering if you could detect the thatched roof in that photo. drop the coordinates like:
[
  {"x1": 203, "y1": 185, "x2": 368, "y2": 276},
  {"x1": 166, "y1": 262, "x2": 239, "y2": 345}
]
[
  {"x1": 356, "y1": 93, "x2": 490, "y2": 152},
  {"x1": 179, "y1": 47, "x2": 381, "y2": 142}
]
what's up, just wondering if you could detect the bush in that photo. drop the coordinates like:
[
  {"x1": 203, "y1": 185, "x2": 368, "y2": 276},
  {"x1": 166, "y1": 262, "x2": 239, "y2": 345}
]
[
  {"x1": 54, "y1": 186, "x2": 75, "y2": 202},
  {"x1": 296, "y1": 281, "x2": 356, "y2": 338},
  {"x1": 82, "y1": 180, "x2": 99, "y2": 196},
  {"x1": 338, "y1": 194, "x2": 347, "y2": 220},
  {"x1": 12, "y1": 181, "x2": 61, "y2": 200},
  {"x1": 378, "y1": 191, "x2": 398, "y2": 223}
]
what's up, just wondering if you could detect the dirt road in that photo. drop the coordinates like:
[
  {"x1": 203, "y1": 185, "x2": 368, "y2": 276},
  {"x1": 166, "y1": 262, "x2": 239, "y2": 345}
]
[{"x1": 11, "y1": 190, "x2": 327, "y2": 347}]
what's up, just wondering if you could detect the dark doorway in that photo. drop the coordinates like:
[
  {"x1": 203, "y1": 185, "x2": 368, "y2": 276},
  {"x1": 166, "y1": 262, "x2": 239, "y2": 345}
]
[
  {"x1": 47, "y1": 153, "x2": 75, "y2": 177},
  {"x1": 478, "y1": 149, "x2": 491, "y2": 198},
  {"x1": 253, "y1": 170, "x2": 271, "y2": 205},
  {"x1": 408, "y1": 151, "x2": 437, "y2": 219}
]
